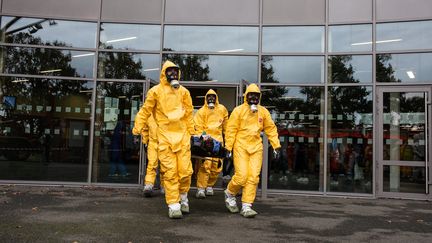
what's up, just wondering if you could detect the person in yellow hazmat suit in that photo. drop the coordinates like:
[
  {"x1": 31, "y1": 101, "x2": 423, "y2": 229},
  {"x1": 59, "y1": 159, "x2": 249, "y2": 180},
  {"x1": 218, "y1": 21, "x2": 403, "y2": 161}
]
[
  {"x1": 194, "y1": 89, "x2": 228, "y2": 199},
  {"x1": 132, "y1": 112, "x2": 164, "y2": 197},
  {"x1": 135, "y1": 60, "x2": 195, "y2": 219},
  {"x1": 224, "y1": 83, "x2": 281, "y2": 218}
]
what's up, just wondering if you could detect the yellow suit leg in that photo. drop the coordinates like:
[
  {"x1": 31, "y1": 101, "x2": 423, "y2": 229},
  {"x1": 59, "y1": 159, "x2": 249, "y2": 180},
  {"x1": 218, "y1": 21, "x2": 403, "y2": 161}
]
[
  {"x1": 144, "y1": 141, "x2": 158, "y2": 185},
  {"x1": 207, "y1": 158, "x2": 223, "y2": 187},
  {"x1": 177, "y1": 135, "x2": 193, "y2": 194},
  {"x1": 241, "y1": 150, "x2": 263, "y2": 204},
  {"x1": 196, "y1": 159, "x2": 211, "y2": 189},
  {"x1": 227, "y1": 146, "x2": 249, "y2": 195}
]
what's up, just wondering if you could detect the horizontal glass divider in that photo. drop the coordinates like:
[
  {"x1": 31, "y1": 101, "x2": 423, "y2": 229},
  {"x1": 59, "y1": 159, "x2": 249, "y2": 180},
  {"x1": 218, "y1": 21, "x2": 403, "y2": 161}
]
[
  {"x1": 327, "y1": 83, "x2": 373, "y2": 86},
  {"x1": 262, "y1": 23, "x2": 326, "y2": 26},
  {"x1": 102, "y1": 20, "x2": 161, "y2": 25},
  {"x1": 376, "y1": 82, "x2": 432, "y2": 86},
  {"x1": 0, "y1": 42, "x2": 97, "y2": 52},
  {"x1": 1, "y1": 13, "x2": 99, "y2": 23},
  {"x1": 0, "y1": 180, "x2": 89, "y2": 186},
  {"x1": 163, "y1": 22, "x2": 259, "y2": 27},
  {"x1": 260, "y1": 83, "x2": 325, "y2": 86},
  {"x1": 96, "y1": 78, "x2": 149, "y2": 83},
  {"x1": 0, "y1": 73, "x2": 94, "y2": 81},
  {"x1": 376, "y1": 50, "x2": 432, "y2": 55},
  {"x1": 328, "y1": 52, "x2": 373, "y2": 56},
  {"x1": 324, "y1": 192, "x2": 374, "y2": 197},
  {"x1": 328, "y1": 21, "x2": 374, "y2": 26},
  {"x1": 376, "y1": 17, "x2": 432, "y2": 24},
  {"x1": 161, "y1": 51, "x2": 258, "y2": 56},
  {"x1": 97, "y1": 48, "x2": 160, "y2": 54},
  {"x1": 267, "y1": 189, "x2": 325, "y2": 195},
  {"x1": 261, "y1": 52, "x2": 325, "y2": 56}
]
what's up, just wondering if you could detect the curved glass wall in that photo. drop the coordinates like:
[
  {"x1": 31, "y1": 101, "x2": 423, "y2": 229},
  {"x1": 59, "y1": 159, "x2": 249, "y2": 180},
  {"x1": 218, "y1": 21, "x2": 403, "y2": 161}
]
[
  {"x1": 98, "y1": 52, "x2": 160, "y2": 81},
  {"x1": 376, "y1": 53, "x2": 432, "y2": 83},
  {"x1": 1, "y1": 46, "x2": 94, "y2": 78},
  {"x1": 92, "y1": 81, "x2": 143, "y2": 183},
  {"x1": 261, "y1": 86, "x2": 325, "y2": 191},
  {"x1": 0, "y1": 76, "x2": 93, "y2": 181},
  {"x1": 328, "y1": 24, "x2": 372, "y2": 53},
  {"x1": 327, "y1": 86, "x2": 373, "y2": 193},
  {"x1": 162, "y1": 54, "x2": 258, "y2": 83},
  {"x1": 377, "y1": 20, "x2": 432, "y2": 51},
  {"x1": 164, "y1": 25, "x2": 258, "y2": 52},
  {"x1": 0, "y1": 16, "x2": 97, "y2": 48},
  {"x1": 262, "y1": 26, "x2": 324, "y2": 53},
  {"x1": 328, "y1": 55, "x2": 372, "y2": 83},
  {"x1": 99, "y1": 23, "x2": 160, "y2": 50},
  {"x1": 261, "y1": 56, "x2": 324, "y2": 84}
]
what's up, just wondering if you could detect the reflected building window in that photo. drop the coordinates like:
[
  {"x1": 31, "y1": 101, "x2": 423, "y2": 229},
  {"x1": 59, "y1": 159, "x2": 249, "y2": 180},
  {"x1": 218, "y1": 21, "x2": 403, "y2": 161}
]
[
  {"x1": 377, "y1": 20, "x2": 432, "y2": 51},
  {"x1": 261, "y1": 86, "x2": 325, "y2": 192},
  {"x1": 327, "y1": 86, "x2": 373, "y2": 193},
  {"x1": 328, "y1": 55, "x2": 372, "y2": 83},
  {"x1": 328, "y1": 24, "x2": 372, "y2": 53},
  {"x1": 162, "y1": 54, "x2": 258, "y2": 83},
  {"x1": 98, "y1": 52, "x2": 160, "y2": 81},
  {"x1": 0, "y1": 77, "x2": 93, "y2": 181},
  {"x1": 262, "y1": 26, "x2": 324, "y2": 53},
  {"x1": 164, "y1": 25, "x2": 258, "y2": 53},
  {"x1": 261, "y1": 56, "x2": 324, "y2": 84},
  {"x1": 99, "y1": 23, "x2": 160, "y2": 51},
  {"x1": 1, "y1": 46, "x2": 94, "y2": 78},
  {"x1": 376, "y1": 53, "x2": 432, "y2": 83},
  {"x1": 0, "y1": 16, "x2": 97, "y2": 48}
]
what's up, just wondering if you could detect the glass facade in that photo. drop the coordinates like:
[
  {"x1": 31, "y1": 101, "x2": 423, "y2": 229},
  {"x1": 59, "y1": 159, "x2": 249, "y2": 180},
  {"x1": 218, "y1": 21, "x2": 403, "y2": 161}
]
[{"x1": 0, "y1": 2, "x2": 431, "y2": 200}]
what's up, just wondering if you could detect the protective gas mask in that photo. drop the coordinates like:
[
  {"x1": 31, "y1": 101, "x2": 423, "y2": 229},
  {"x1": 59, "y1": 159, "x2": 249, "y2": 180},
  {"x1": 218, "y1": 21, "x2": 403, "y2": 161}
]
[
  {"x1": 166, "y1": 67, "x2": 180, "y2": 89},
  {"x1": 206, "y1": 94, "x2": 216, "y2": 109},
  {"x1": 247, "y1": 92, "x2": 260, "y2": 113}
]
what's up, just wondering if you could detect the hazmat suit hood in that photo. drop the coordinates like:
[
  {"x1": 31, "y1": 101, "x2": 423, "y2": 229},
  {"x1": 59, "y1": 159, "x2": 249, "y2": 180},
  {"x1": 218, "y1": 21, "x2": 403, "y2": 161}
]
[
  {"x1": 204, "y1": 89, "x2": 219, "y2": 108},
  {"x1": 243, "y1": 83, "x2": 261, "y2": 105},
  {"x1": 160, "y1": 60, "x2": 181, "y2": 86}
]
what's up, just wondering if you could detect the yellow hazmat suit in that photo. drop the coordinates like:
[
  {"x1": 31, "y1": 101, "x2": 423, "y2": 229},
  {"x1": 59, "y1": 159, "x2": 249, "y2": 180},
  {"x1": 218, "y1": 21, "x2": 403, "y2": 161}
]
[
  {"x1": 225, "y1": 84, "x2": 281, "y2": 204},
  {"x1": 194, "y1": 89, "x2": 228, "y2": 192},
  {"x1": 132, "y1": 112, "x2": 163, "y2": 188},
  {"x1": 136, "y1": 61, "x2": 195, "y2": 206}
]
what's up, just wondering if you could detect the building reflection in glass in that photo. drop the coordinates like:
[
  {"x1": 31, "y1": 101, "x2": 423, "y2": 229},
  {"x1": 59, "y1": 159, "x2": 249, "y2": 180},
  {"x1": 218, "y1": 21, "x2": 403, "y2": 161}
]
[
  {"x1": 327, "y1": 86, "x2": 373, "y2": 193},
  {"x1": 0, "y1": 77, "x2": 93, "y2": 181},
  {"x1": 92, "y1": 81, "x2": 143, "y2": 183},
  {"x1": 261, "y1": 86, "x2": 325, "y2": 191},
  {"x1": 162, "y1": 54, "x2": 258, "y2": 83}
]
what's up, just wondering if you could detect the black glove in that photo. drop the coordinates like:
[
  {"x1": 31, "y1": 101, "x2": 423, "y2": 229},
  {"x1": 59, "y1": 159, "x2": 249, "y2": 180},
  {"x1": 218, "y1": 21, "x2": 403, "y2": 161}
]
[{"x1": 273, "y1": 148, "x2": 281, "y2": 160}]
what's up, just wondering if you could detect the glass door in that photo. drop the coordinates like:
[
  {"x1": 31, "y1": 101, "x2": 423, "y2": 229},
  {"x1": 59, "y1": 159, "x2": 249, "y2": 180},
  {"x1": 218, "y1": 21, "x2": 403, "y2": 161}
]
[{"x1": 377, "y1": 86, "x2": 431, "y2": 199}]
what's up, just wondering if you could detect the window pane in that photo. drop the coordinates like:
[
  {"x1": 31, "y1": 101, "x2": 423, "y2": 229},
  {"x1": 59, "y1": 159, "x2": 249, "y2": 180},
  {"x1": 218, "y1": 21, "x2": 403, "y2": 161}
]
[
  {"x1": 262, "y1": 26, "x2": 324, "y2": 53},
  {"x1": 164, "y1": 25, "x2": 258, "y2": 52},
  {"x1": 98, "y1": 52, "x2": 160, "y2": 81},
  {"x1": 383, "y1": 166, "x2": 426, "y2": 193},
  {"x1": 92, "y1": 81, "x2": 143, "y2": 183},
  {"x1": 261, "y1": 56, "x2": 324, "y2": 84},
  {"x1": 327, "y1": 86, "x2": 373, "y2": 193},
  {"x1": 328, "y1": 55, "x2": 372, "y2": 83},
  {"x1": 261, "y1": 86, "x2": 325, "y2": 191},
  {"x1": 1, "y1": 46, "x2": 94, "y2": 78},
  {"x1": 1, "y1": 16, "x2": 97, "y2": 48},
  {"x1": 163, "y1": 54, "x2": 258, "y2": 83},
  {"x1": 99, "y1": 23, "x2": 160, "y2": 50},
  {"x1": 377, "y1": 21, "x2": 432, "y2": 51},
  {"x1": 0, "y1": 77, "x2": 92, "y2": 181},
  {"x1": 376, "y1": 53, "x2": 432, "y2": 83},
  {"x1": 328, "y1": 24, "x2": 372, "y2": 52}
]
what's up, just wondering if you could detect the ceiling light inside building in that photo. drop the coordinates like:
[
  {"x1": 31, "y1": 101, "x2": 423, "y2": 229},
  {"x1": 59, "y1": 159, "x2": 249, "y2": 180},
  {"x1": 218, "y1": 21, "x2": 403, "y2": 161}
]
[
  {"x1": 143, "y1": 68, "x2": 160, "y2": 72},
  {"x1": 217, "y1": 48, "x2": 244, "y2": 53},
  {"x1": 72, "y1": 53, "x2": 95, "y2": 58},
  {"x1": 106, "y1": 36, "x2": 137, "y2": 43},
  {"x1": 406, "y1": 71, "x2": 415, "y2": 79},
  {"x1": 351, "y1": 39, "x2": 402, "y2": 46},
  {"x1": 40, "y1": 69, "x2": 62, "y2": 74}
]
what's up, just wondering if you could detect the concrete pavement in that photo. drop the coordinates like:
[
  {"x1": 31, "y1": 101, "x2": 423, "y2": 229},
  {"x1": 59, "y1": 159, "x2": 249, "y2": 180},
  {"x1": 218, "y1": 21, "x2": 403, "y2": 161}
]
[{"x1": 1, "y1": 185, "x2": 431, "y2": 242}]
